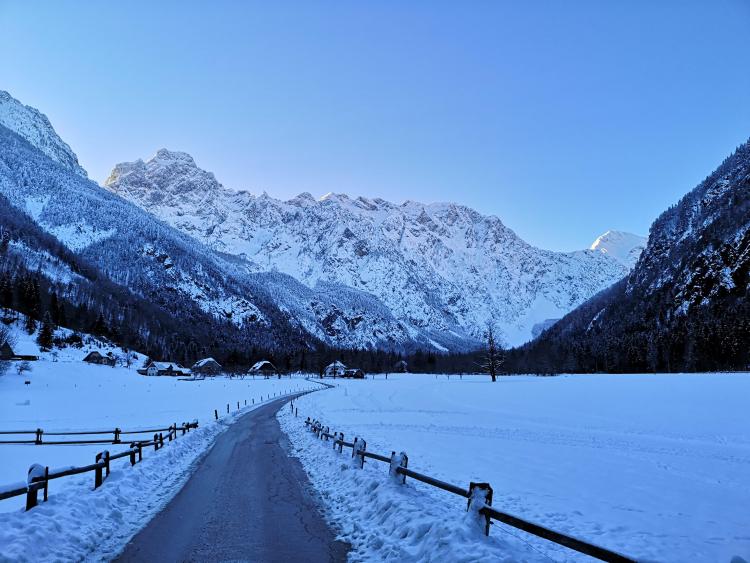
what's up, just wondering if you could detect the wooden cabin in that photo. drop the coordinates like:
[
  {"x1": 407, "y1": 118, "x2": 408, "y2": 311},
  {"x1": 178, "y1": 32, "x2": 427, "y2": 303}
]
[
  {"x1": 248, "y1": 360, "x2": 278, "y2": 377},
  {"x1": 324, "y1": 361, "x2": 347, "y2": 377},
  {"x1": 141, "y1": 361, "x2": 189, "y2": 377},
  {"x1": 0, "y1": 341, "x2": 38, "y2": 361},
  {"x1": 191, "y1": 357, "x2": 222, "y2": 375},
  {"x1": 83, "y1": 351, "x2": 116, "y2": 367}
]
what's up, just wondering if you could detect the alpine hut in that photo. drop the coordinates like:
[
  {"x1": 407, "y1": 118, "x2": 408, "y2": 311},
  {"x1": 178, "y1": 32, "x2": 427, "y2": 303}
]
[{"x1": 191, "y1": 357, "x2": 222, "y2": 375}]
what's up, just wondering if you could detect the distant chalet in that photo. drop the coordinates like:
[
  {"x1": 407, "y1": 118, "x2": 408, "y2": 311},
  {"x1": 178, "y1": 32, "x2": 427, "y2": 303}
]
[
  {"x1": 248, "y1": 360, "x2": 278, "y2": 377},
  {"x1": 0, "y1": 341, "x2": 39, "y2": 362},
  {"x1": 138, "y1": 361, "x2": 190, "y2": 377},
  {"x1": 191, "y1": 357, "x2": 222, "y2": 375},
  {"x1": 83, "y1": 351, "x2": 116, "y2": 367},
  {"x1": 324, "y1": 361, "x2": 346, "y2": 377}
]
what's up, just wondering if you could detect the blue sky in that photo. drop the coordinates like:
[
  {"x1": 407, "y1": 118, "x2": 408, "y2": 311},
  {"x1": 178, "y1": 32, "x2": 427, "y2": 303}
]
[{"x1": 2, "y1": 1, "x2": 749, "y2": 250}]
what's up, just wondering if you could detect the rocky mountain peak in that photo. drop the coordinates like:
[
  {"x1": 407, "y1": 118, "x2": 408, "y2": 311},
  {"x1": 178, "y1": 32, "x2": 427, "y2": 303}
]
[
  {"x1": 590, "y1": 230, "x2": 647, "y2": 268},
  {"x1": 0, "y1": 90, "x2": 87, "y2": 177}
]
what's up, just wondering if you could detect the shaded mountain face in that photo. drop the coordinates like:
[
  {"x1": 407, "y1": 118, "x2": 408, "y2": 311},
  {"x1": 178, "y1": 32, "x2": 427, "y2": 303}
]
[
  {"x1": 105, "y1": 150, "x2": 644, "y2": 347},
  {"x1": 513, "y1": 139, "x2": 750, "y2": 373}
]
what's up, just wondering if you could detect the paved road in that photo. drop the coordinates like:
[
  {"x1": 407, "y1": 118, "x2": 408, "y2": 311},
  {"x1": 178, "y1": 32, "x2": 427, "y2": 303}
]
[{"x1": 116, "y1": 396, "x2": 349, "y2": 563}]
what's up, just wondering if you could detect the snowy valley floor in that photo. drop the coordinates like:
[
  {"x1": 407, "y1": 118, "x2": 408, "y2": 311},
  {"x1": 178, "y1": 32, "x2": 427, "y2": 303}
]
[
  {"x1": 279, "y1": 373, "x2": 750, "y2": 563},
  {"x1": 0, "y1": 357, "x2": 318, "y2": 562}
]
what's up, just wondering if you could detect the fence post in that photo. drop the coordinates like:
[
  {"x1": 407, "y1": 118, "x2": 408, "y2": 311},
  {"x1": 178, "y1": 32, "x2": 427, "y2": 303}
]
[
  {"x1": 182, "y1": 423, "x2": 187, "y2": 436},
  {"x1": 295, "y1": 408, "x2": 298, "y2": 417},
  {"x1": 467, "y1": 482, "x2": 494, "y2": 536},
  {"x1": 114, "y1": 428, "x2": 121, "y2": 444},
  {"x1": 338, "y1": 432, "x2": 344, "y2": 453},
  {"x1": 129, "y1": 443, "x2": 137, "y2": 466},
  {"x1": 94, "y1": 452, "x2": 104, "y2": 489},
  {"x1": 43, "y1": 466, "x2": 49, "y2": 502},
  {"x1": 35, "y1": 428, "x2": 43, "y2": 445},
  {"x1": 237, "y1": 401, "x2": 240, "y2": 410},
  {"x1": 26, "y1": 464, "x2": 45, "y2": 510},
  {"x1": 137, "y1": 442, "x2": 143, "y2": 462},
  {"x1": 159, "y1": 433, "x2": 164, "y2": 448},
  {"x1": 227, "y1": 403, "x2": 230, "y2": 413},
  {"x1": 389, "y1": 451, "x2": 408, "y2": 484},
  {"x1": 215, "y1": 409, "x2": 218, "y2": 420},
  {"x1": 154, "y1": 433, "x2": 159, "y2": 450},
  {"x1": 352, "y1": 438, "x2": 366, "y2": 468}
]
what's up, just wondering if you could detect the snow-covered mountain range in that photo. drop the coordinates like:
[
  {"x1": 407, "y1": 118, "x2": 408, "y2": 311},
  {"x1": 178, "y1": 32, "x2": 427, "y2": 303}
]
[{"x1": 105, "y1": 149, "x2": 646, "y2": 346}]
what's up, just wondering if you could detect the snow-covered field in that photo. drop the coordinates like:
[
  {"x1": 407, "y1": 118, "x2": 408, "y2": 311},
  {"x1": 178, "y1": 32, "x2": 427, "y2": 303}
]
[
  {"x1": 0, "y1": 326, "x2": 320, "y2": 560},
  {"x1": 280, "y1": 373, "x2": 750, "y2": 563}
]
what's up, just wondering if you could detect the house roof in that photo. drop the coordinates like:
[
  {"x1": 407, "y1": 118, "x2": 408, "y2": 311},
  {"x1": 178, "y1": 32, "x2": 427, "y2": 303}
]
[
  {"x1": 325, "y1": 361, "x2": 346, "y2": 370},
  {"x1": 249, "y1": 360, "x2": 276, "y2": 371},
  {"x1": 149, "y1": 361, "x2": 184, "y2": 370},
  {"x1": 193, "y1": 357, "x2": 220, "y2": 368}
]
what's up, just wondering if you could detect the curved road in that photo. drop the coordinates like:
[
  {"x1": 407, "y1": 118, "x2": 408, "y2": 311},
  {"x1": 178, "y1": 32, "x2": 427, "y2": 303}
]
[{"x1": 116, "y1": 396, "x2": 349, "y2": 563}]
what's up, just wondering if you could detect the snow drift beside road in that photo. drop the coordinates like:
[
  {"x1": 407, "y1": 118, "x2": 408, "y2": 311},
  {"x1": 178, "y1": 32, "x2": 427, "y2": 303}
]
[{"x1": 281, "y1": 373, "x2": 750, "y2": 563}]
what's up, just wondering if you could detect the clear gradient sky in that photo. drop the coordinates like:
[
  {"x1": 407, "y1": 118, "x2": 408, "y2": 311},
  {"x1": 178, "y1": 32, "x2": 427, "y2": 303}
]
[{"x1": 2, "y1": 1, "x2": 749, "y2": 250}]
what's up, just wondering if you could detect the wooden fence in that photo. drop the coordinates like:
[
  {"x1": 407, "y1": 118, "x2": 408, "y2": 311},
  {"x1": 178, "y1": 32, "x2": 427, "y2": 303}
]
[
  {"x1": 0, "y1": 384, "x2": 321, "y2": 512},
  {"x1": 302, "y1": 414, "x2": 636, "y2": 563}
]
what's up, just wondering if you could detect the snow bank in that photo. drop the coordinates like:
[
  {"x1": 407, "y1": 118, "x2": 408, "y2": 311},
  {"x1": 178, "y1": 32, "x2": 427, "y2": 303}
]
[
  {"x1": 281, "y1": 373, "x2": 750, "y2": 563},
  {"x1": 0, "y1": 355, "x2": 317, "y2": 509},
  {"x1": 0, "y1": 380, "x2": 318, "y2": 562},
  {"x1": 279, "y1": 409, "x2": 538, "y2": 562}
]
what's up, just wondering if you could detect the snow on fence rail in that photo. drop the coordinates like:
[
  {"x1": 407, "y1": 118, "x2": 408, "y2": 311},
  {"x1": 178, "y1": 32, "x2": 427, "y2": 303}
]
[
  {"x1": 0, "y1": 384, "x2": 321, "y2": 512},
  {"x1": 301, "y1": 413, "x2": 636, "y2": 563}
]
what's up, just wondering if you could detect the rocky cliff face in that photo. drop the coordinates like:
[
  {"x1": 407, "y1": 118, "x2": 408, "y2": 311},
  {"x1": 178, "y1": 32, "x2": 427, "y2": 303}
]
[
  {"x1": 0, "y1": 91, "x2": 87, "y2": 177},
  {"x1": 105, "y1": 149, "x2": 645, "y2": 346}
]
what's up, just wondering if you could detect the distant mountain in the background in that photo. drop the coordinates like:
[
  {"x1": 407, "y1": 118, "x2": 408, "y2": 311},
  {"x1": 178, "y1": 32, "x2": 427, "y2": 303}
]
[
  {"x1": 590, "y1": 230, "x2": 647, "y2": 269},
  {"x1": 105, "y1": 149, "x2": 644, "y2": 346},
  {"x1": 0, "y1": 91, "x2": 468, "y2": 354},
  {"x1": 511, "y1": 139, "x2": 750, "y2": 372}
]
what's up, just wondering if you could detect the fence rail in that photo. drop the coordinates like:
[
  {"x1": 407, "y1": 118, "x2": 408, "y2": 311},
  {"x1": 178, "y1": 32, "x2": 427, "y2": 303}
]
[
  {"x1": 0, "y1": 383, "x2": 322, "y2": 512},
  {"x1": 303, "y1": 416, "x2": 635, "y2": 563}
]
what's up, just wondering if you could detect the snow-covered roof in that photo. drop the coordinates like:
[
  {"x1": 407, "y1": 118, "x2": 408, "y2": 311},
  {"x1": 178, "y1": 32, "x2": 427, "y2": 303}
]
[
  {"x1": 193, "y1": 357, "x2": 220, "y2": 368},
  {"x1": 148, "y1": 362, "x2": 184, "y2": 370},
  {"x1": 325, "y1": 361, "x2": 346, "y2": 370},
  {"x1": 249, "y1": 360, "x2": 276, "y2": 372}
]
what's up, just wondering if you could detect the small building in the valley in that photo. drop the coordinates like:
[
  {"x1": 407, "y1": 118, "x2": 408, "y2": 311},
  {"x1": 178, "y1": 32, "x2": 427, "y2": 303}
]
[
  {"x1": 83, "y1": 351, "x2": 116, "y2": 367},
  {"x1": 0, "y1": 341, "x2": 13, "y2": 361},
  {"x1": 0, "y1": 340, "x2": 39, "y2": 362},
  {"x1": 324, "y1": 361, "x2": 347, "y2": 377},
  {"x1": 393, "y1": 360, "x2": 408, "y2": 373},
  {"x1": 342, "y1": 368, "x2": 365, "y2": 379},
  {"x1": 248, "y1": 360, "x2": 278, "y2": 377},
  {"x1": 191, "y1": 357, "x2": 222, "y2": 375},
  {"x1": 142, "y1": 361, "x2": 189, "y2": 377}
]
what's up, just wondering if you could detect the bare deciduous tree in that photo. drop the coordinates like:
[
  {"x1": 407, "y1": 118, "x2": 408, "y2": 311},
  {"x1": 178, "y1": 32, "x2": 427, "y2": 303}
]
[{"x1": 482, "y1": 323, "x2": 505, "y2": 382}]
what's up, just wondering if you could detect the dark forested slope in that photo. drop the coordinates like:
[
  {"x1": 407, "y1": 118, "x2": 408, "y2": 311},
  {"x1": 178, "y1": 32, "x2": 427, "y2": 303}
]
[{"x1": 509, "y1": 140, "x2": 750, "y2": 373}]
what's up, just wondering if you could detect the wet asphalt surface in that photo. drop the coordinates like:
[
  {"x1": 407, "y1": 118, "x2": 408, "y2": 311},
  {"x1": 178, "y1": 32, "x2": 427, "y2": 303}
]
[{"x1": 116, "y1": 396, "x2": 349, "y2": 563}]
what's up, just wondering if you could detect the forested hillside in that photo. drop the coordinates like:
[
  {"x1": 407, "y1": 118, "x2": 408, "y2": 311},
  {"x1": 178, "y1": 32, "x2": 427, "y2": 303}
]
[{"x1": 506, "y1": 140, "x2": 750, "y2": 373}]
